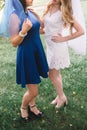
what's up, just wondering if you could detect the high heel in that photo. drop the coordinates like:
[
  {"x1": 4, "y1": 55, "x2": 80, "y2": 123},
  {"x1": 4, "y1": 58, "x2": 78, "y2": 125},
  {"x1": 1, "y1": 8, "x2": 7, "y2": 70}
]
[
  {"x1": 51, "y1": 99, "x2": 57, "y2": 105},
  {"x1": 29, "y1": 104, "x2": 44, "y2": 118},
  {"x1": 64, "y1": 100, "x2": 68, "y2": 106},
  {"x1": 50, "y1": 96, "x2": 58, "y2": 105},
  {"x1": 20, "y1": 107, "x2": 29, "y2": 122},
  {"x1": 55, "y1": 97, "x2": 68, "y2": 109},
  {"x1": 63, "y1": 100, "x2": 68, "y2": 112}
]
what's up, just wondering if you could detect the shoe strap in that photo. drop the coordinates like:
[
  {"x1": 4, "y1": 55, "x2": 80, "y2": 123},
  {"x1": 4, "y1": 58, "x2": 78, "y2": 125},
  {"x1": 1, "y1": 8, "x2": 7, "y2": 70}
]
[
  {"x1": 30, "y1": 104, "x2": 36, "y2": 108},
  {"x1": 21, "y1": 106, "x2": 28, "y2": 110}
]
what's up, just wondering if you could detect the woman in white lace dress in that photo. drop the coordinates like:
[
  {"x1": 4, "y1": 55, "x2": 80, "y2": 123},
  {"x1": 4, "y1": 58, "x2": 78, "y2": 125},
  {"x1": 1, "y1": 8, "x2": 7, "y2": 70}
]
[{"x1": 41, "y1": 0, "x2": 84, "y2": 108}]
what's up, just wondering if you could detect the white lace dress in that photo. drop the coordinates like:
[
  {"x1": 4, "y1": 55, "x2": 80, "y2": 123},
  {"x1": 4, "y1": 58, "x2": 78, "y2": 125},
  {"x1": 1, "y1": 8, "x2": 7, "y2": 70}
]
[{"x1": 44, "y1": 10, "x2": 70, "y2": 70}]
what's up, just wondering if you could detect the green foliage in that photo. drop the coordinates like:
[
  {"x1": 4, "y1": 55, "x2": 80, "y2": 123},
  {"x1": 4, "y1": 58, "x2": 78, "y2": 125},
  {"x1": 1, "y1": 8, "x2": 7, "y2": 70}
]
[
  {"x1": 0, "y1": 0, "x2": 4, "y2": 10},
  {"x1": 0, "y1": 38, "x2": 87, "y2": 130}
]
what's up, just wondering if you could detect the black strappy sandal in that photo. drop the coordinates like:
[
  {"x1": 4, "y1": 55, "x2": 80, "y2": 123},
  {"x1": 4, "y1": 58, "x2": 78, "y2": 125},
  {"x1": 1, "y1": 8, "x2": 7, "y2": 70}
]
[{"x1": 28, "y1": 105, "x2": 44, "y2": 119}]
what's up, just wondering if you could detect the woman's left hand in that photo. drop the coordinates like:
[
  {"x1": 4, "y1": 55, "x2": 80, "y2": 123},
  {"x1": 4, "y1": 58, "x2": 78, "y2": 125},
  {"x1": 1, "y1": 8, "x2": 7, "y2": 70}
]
[
  {"x1": 51, "y1": 34, "x2": 65, "y2": 43},
  {"x1": 27, "y1": 7, "x2": 41, "y2": 23},
  {"x1": 27, "y1": 7, "x2": 37, "y2": 16}
]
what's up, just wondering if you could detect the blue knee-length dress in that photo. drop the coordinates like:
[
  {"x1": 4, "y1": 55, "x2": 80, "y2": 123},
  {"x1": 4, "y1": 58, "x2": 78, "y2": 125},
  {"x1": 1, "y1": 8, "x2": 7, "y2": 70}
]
[{"x1": 16, "y1": 10, "x2": 49, "y2": 88}]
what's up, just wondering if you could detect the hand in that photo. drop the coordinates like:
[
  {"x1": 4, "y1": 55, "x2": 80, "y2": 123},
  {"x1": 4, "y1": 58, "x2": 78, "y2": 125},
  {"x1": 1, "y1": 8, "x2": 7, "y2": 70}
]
[
  {"x1": 27, "y1": 7, "x2": 37, "y2": 16},
  {"x1": 21, "y1": 18, "x2": 32, "y2": 34},
  {"x1": 27, "y1": 7, "x2": 38, "y2": 15},
  {"x1": 51, "y1": 34, "x2": 65, "y2": 43},
  {"x1": 27, "y1": 7, "x2": 40, "y2": 21},
  {"x1": 27, "y1": 7, "x2": 35, "y2": 13}
]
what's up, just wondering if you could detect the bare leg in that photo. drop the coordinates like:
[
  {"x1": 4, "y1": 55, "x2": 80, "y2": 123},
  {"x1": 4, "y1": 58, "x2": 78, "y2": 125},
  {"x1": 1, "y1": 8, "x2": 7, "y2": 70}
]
[
  {"x1": 49, "y1": 69, "x2": 64, "y2": 98},
  {"x1": 49, "y1": 69, "x2": 67, "y2": 108},
  {"x1": 21, "y1": 84, "x2": 38, "y2": 118},
  {"x1": 29, "y1": 98, "x2": 41, "y2": 115}
]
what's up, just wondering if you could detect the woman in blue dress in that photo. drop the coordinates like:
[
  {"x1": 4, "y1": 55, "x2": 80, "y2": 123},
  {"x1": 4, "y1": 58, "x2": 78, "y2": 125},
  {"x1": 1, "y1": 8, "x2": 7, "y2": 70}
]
[{"x1": 0, "y1": 0, "x2": 49, "y2": 121}]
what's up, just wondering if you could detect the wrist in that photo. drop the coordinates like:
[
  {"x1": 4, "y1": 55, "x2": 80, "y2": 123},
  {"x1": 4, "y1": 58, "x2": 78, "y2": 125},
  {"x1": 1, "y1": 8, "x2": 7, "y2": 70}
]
[{"x1": 19, "y1": 31, "x2": 27, "y2": 38}]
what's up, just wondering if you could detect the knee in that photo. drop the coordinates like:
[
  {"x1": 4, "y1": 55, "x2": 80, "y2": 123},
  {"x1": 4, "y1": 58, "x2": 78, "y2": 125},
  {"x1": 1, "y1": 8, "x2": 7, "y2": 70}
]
[
  {"x1": 33, "y1": 90, "x2": 38, "y2": 97},
  {"x1": 27, "y1": 84, "x2": 38, "y2": 98},
  {"x1": 49, "y1": 71, "x2": 60, "y2": 83},
  {"x1": 49, "y1": 71, "x2": 54, "y2": 80},
  {"x1": 30, "y1": 89, "x2": 38, "y2": 98}
]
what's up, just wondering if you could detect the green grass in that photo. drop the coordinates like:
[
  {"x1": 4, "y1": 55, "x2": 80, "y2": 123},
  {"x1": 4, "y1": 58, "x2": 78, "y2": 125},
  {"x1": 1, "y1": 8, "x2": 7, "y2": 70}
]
[{"x1": 0, "y1": 1, "x2": 87, "y2": 130}]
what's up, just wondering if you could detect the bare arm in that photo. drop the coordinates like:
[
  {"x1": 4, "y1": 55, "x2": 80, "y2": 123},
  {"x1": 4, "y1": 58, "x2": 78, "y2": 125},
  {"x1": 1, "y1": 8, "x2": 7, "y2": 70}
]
[
  {"x1": 10, "y1": 34, "x2": 25, "y2": 47},
  {"x1": 39, "y1": 16, "x2": 45, "y2": 34},
  {"x1": 40, "y1": 27, "x2": 45, "y2": 34},
  {"x1": 51, "y1": 17, "x2": 84, "y2": 43},
  {"x1": 64, "y1": 18, "x2": 84, "y2": 41},
  {"x1": 10, "y1": 18, "x2": 32, "y2": 47}
]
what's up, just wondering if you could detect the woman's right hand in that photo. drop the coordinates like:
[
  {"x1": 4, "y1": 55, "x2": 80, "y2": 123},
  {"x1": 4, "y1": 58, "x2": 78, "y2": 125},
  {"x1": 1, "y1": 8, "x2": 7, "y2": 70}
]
[{"x1": 21, "y1": 18, "x2": 32, "y2": 34}]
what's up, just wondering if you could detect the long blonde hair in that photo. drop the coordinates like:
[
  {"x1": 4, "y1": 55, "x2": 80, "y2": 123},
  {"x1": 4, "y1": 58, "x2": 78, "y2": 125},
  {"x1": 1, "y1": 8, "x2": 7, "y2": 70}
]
[
  {"x1": 43, "y1": 1, "x2": 61, "y2": 15},
  {"x1": 43, "y1": 0, "x2": 74, "y2": 33}
]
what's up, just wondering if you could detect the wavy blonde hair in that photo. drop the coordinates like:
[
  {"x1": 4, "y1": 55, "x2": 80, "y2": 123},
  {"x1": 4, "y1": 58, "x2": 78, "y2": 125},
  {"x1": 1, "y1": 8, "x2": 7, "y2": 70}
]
[{"x1": 43, "y1": 0, "x2": 74, "y2": 33}]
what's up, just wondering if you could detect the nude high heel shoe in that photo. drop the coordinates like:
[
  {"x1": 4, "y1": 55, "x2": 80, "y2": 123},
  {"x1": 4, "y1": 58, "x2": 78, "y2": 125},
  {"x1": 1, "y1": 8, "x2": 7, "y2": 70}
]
[
  {"x1": 55, "y1": 96, "x2": 68, "y2": 109},
  {"x1": 50, "y1": 96, "x2": 58, "y2": 105}
]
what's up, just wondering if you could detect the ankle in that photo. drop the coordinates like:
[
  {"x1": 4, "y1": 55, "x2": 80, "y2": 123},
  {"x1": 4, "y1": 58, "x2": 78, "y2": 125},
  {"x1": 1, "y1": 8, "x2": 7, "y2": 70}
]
[
  {"x1": 29, "y1": 104, "x2": 40, "y2": 114},
  {"x1": 29, "y1": 103, "x2": 34, "y2": 108},
  {"x1": 20, "y1": 106, "x2": 28, "y2": 118}
]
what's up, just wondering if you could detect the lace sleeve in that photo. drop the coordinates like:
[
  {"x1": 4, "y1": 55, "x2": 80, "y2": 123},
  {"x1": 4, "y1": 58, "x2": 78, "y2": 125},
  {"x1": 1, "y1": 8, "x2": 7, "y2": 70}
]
[{"x1": 9, "y1": 13, "x2": 20, "y2": 37}]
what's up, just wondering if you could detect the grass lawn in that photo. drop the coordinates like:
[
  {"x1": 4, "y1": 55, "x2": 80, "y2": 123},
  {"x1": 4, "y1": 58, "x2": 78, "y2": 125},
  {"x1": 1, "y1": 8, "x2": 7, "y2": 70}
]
[{"x1": 0, "y1": 1, "x2": 87, "y2": 130}]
